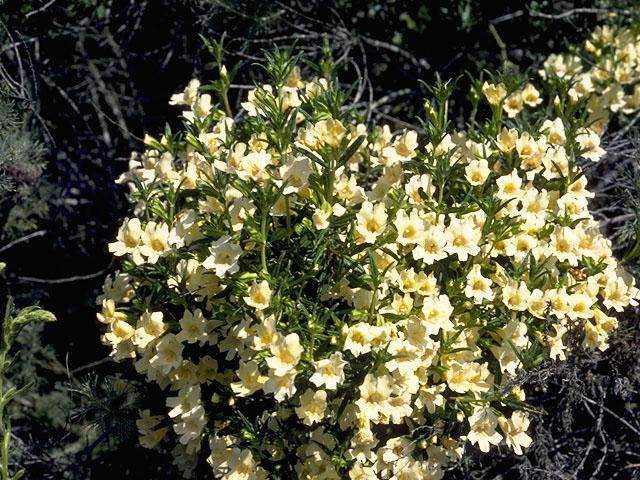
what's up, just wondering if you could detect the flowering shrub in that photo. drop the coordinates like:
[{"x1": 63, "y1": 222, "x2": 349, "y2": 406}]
[{"x1": 97, "y1": 23, "x2": 640, "y2": 479}]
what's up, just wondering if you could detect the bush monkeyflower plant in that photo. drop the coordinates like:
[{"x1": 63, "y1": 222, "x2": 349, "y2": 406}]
[{"x1": 98, "y1": 24, "x2": 640, "y2": 479}]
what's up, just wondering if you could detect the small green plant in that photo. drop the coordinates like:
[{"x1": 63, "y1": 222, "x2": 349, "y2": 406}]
[{"x1": 0, "y1": 263, "x2": 55, "y2": 480}]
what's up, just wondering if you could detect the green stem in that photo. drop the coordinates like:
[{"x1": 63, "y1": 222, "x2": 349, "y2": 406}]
[
  {"x1": 478, "y1": 242, "x2": 496, "y2": 267},
  {"x1": 369, "y1": 288, "x2": 378, "y2": 325},
  {"x1": 435, "y1": 174, "x2": 444, "y2": 224},
  {"x1": 368, "y1": 270, "x2": 379, "y2": 325},
  {"x1": 0, "y1": 348, "x2": 7, "y2": 480},
  {"x1": 284, "y1": 196, "x2": 292, "y2": 246},
  {"x1": 309, "y1": 310, "x2": 315, "y2": 364},
  {"x1": 488, "y1": 23, "x2": 507, "y2": 63},
  {"x1": 221, "y1": 88, "x2": 232, "y2": 118},
  {"x1": 261, "y1": 206, "x2": 268, "y2": 274}
]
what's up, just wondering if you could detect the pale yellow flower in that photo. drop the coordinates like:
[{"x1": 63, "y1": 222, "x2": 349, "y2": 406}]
[
  {"x1": 138, "y1": 221, "x2": 170, "y2": 264},
  {"x1": 184, "y1": 93, "x2": 212, "y2": 122},
  {"x1": 393, "y1": 130, "x2": 419, "y2": 158},
  {"x1": 498, "y1": 411, "x2": 532, "y2": 455},
  {"x1": 236, "y1": 151, "x2": 272, "y2": 183},
  {"x1": 251, "y1": 315, "x2": 277, "y2": 351},
  {"x1": 413, "y1": 224, "x2": 448, "y2": 264},
  {"x1": 137, "y1": 409, "x2": 169, "y2": 449},
  {"x1": 169, "y1": 79, "x2": 200, "y2": 106},
  {"x1": 465, "y1": 159, "x2": 491, "y2": 186},
  {"x1": 133, "y1": 311, "x2": 167, "y2": 349},
  {"x1": 109, "y1": 218, "x2": 142, "y2": 256},
  {"x1": 279, "y1": 156, "x2": 312, "y2": 196},
  {"x1": 467, "y1": 407, "x2": 503, "y2": 452},
  {"x1": 241, "y1": 85, "x2": 273, "y2": 117},
  {"x1": 393, "y1": 209, "x2": 426, "y2": 246},
  {"x1": 550, "y1": 226, "x2": 580, "y2": 265},
  {"x1": 310, "y1": 352, "x2": 346, "y2": 390},
  {"x1": 541, "y1": 118, "x2": 566, "y2": 145},
  {"x1": 496, "y1": 127, "x2": 518, "y2": 153},
  {"x1": 355, "y1": 373, "x2": 393, "y2": 421},
  {"x1": 547, "y1": 323, "x2": 568, "y2": 361},
  {"x1": 522, "y1": 83, "x2": 542, "y2": 107},
  {"x1": 150, "y1": 333, "x2": 184, "y2": 374},
  {"x1": 481, "y1": 81, "x2": 507, "y2": 105},
  {"x1": 444, "y1": 217, "x2": 481, "y2": 261},
  {"x1": 243, "y1": 280, "x2": 272, "y2": 310},
  {"x1": 405, "y1": 174, "x2": 435, "y2": 204},
  {"x1": 344, "y1": 323, "x2": 374, "y2": 357},
  {"x1": 576, "y1": 128, "x2": 606, "y2": 162},
  {"x1": 201, "y1": 235, "x2": 242, "y2": 278},
  {"x1": 295, "y1": 388, "x2": 328, "y2": 426},
  {"x1": 312, "y1": 207, "x2": 331, "y2": 230},
  {"x1": 96, "y1": 298, "x2": 127, "y2": 325},
  {"x1": 176, "y1": 308, "x2": 209, "y2": 344},
  {"x1": 313, "y1": 118, "x2": 347, "y2": 148},
  {"x1": 516, "y1": 132, "x2": 538, "y2": 159},
  {"x1": 502, "y1": 280, "x2": 531, "y2": 311},
  {"x1": 266, "y1": 333, "x2": 303, "y2": 376},
  {"x1": 103, "y1": 318, "x2": 134, "y2": 345},
  {"x1": 262, "y1": 368, "x2": 297, "y2": 401},
  {"x1": 465, "y1": 265, "x2": 494, "y2": 304},
  {"x1": 173, "y1": 404, "x2": 206, "y2": 444},
  {"x1": 503, "y1": 91, "x2": 524, "y2": 118},
  {"x1": 231, "y1": 361, "x2": 267, "y2": 397},
  {"x1": 496, "y1": 170, "x2": 523, "y2": 201},
  {"x1": 420, "y1": 294, "x2": 455, "y2": 335},
  {"x1": 349, "y1": 462, "x2": 377, "y2": 480},
  {"x1": 355, "y1": 201, "x2": 388, "y2": 244},
  {"x1": 444, "y1": 361, "x2": 491, "y2": 394},
  {"x1": 225, "y1": 448, "x2": 266, "y2": 480}
]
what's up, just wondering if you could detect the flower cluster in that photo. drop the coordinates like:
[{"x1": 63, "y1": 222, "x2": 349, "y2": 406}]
[
  {"x1": 540, "y1": 24, "x2": 640, "y2": 134},
  {"x1": 98, "y1": 23, "x2": 640, "y2": 479}
]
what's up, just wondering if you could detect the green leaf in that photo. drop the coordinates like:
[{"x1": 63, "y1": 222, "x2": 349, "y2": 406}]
[
  {"x1": 502, "y1": 397, "x2": 547, "y2": 415},
  {"x1": 0, "y1": 382, "x2": 33, "y2": 410},
  {"x1": 337, "y1": 135, "x2": 366, "y2": 169},
  {"x1": 12, "y1": 468, "x2": 25, "y2": 480},
  {"x1": 13, "y1": 306, "x2": 56, "y2": 326},
  {"x1": 292, "y1": 145, "x2": 326, "y2": 169}
]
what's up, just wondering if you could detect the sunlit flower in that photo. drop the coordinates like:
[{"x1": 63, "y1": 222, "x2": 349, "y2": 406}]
[
  {"x1": 109, "y1": 218, "x2": 142, "y2": 256},
  {"x1": 244, "y1": 280, "x2": 273, "y2": 310},
  {"x1": 465, "y1": 159, "x2": 491, "y2": 186},
  {"x1": 138, "y1": 221, "x2": 170, "y2": 264},
  {"x1": 355, "y1": 201, "x2": 388, "y2": 244},
  {"x1": 295, "y1": 388, "x2": 327, "y2": 425},
  {"x1": 266, "y1": 333, "x2": 303, "y2": 376},
  {"x1": 310, "y1": 352, "x2": 347, "y2": 390},
  {"x1": 444, "y1": 217, "x2": 481, "y2": 261},
  {"x1": 482, "y1": 81, "x2": 507, "y2": 105},
  {"x1": 467, "y1": 407, "x2": 503, "y2": 452},
  {"x1": 465, "y1": 265, "x2": 494, "y2": 303},
  {"x1": 522, "y1": 83, "x2": 542, "y2": 107},
  {"x1": 499, "y1": 411, "x2": 533, "y2": 455},
  {"x1": 503, "y1": 90, "x2": 524, "y2": 118},
  {"x1": 201, "y1": 235, "x2": 242, "y2": 277}
]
